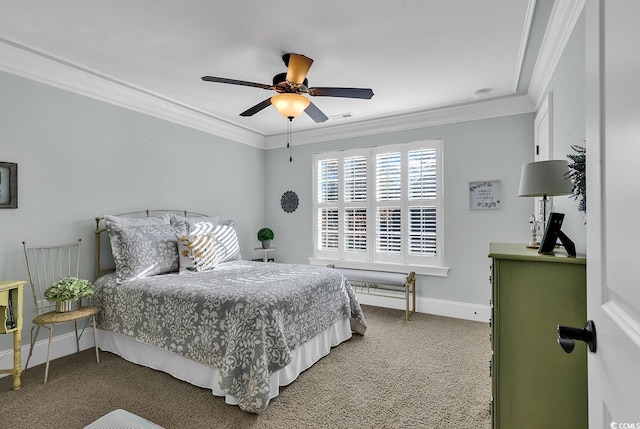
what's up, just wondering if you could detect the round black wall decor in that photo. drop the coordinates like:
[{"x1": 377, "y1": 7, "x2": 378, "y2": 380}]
[{"x1": 281, "y1": 191, "x2": 299, "y2": 213}]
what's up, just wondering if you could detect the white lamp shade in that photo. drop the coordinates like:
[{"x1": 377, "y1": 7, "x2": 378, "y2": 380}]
[
  {"x1": 271, "y1": 93, "x2": 310, "y2": 119},
  {"x1": 518, "y1": 160, "x2": 572, "y2": 197}
]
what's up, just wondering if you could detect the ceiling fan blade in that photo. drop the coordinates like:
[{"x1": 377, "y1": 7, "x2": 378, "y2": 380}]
[
  {"x1": 305, "y1": 101, "x2": 329, "y2": 123},
  {"x1": 201, "y1": 76, "x2": 273, "y2": 90},
  {"x1": 240, "y1": 98, "x2": 273, "y2": 117},
  {"x1": 284, "y1": 53, "x2": 313, "y2": 85},
  {"x1": 308, "y1": 87, "x2": 374, "y2": 99}
]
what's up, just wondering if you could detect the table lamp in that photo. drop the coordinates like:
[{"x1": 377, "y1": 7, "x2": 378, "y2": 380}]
[{"x1": 518, "y1": 160, "x2": 572, "y2": 243}]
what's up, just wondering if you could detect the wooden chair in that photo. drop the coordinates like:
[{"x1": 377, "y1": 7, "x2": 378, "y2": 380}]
[{"x1": 22, "y1": 239, "x2": 100, "y2": 383}]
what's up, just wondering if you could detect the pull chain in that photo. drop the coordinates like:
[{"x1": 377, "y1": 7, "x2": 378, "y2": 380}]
[{"x1": 287, "y1": 116, "x2": 293, "y2": 162}]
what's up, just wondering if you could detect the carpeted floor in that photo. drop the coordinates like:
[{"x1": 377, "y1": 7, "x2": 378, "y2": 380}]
[{"x1": 0, "y1": 305, "x2": 491, "y2": 429}]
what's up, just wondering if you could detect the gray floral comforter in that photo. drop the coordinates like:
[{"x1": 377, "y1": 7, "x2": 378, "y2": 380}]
[{"x1": 94, "y1": 261, "x2": 366, "y2": 413}]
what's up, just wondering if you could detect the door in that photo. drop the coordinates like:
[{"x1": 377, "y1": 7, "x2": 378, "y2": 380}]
[{"x1": 585, "y1": 0, "x2": 640, "y2": 427}]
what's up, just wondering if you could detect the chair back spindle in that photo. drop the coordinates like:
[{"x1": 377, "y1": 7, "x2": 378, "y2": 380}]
[{"x1": 22, "y1": 239, "x2": 82, "y2": 315}]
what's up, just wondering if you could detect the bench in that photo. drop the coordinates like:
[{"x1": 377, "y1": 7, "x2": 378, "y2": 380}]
[{"x1": 330, "y1": 267, "x2": 416, "y2": 321}]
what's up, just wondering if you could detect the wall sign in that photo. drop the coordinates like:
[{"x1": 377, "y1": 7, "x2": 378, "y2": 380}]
[{"x1": 469, "y1": 180, "x2": 501, "y2": 210}]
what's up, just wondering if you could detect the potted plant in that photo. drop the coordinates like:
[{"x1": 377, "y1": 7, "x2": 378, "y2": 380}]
[
  {"x1": 566, "y1": 144, "x2": 586, "y2": 215},
  {"x1": 44, "y1": 277, "x2": 95, "y2": 312},
  {"x1": 257, "y1": 227, "x2": 274, "y2": 249}
]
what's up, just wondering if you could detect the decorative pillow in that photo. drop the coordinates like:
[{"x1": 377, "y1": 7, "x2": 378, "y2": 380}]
[
  {"x1": 176, "y1": 233, "x2": 220, "y2": 273},
  {"x1": 105, "y1": 213, "x2": 170, "y2": 227},
  {"x1": 209, "y1": 220, "x2": 242, "y2": 262},
  {"x1": 107, "y1": 222, "x2": 187, "y2": 283},
  {"x1": 170, "y1": 214, "x2": 220, "y2": 235}
]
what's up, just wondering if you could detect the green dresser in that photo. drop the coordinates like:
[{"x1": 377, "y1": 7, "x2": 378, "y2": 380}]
[{"x1": 489, "y1": 243, "x2": 587, "y2": 429}]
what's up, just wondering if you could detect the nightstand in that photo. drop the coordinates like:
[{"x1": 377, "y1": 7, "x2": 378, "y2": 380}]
[
  {"x1": 0, "y1": 280, "x2": 25, "y2": 390},
  {"x1": 253, "y1": 247, "x2": 276, "y2": 262}
]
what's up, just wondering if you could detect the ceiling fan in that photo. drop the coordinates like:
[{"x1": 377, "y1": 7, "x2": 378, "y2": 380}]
[{"x1": 201, "y1": 53, "x2": 374, "y2": 123}]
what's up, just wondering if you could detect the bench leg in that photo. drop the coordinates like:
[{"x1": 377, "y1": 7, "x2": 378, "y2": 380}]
[
  {"x1": 405, "y1": 283, "x2": 410, "y2": 321},
  {"x1": 405, "y1": 272, "x2": 417, "y2": 321}
]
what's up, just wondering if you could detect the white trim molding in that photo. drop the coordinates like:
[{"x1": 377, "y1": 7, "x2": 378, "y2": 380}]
[
  {"x1": 513, "y1": 0, "x2": 538, "y2": 92},
  {"x1": 266, "y1": 95, "x2": 535, "y2": 149},
  {"x1": 0, "y1": 297, "x2": 490, "y2": 376},
  {"x1": 0, "y1": 39, "x2": 266, "y2": 149},
  {"x1": 0, "y1": 329, "x2": 97, "y2": 380},
  {"x1": 356, "y1": 293, "x2": 490, "y2": 323},
  {"x1": 603, "y1": 301, "x2": 640, "y2": 349},
  {"x1": 1, "y1": 38, "x2": 535, "y2": 150},
  {"x1": 528, "y1": 0, "x2": 585, "y2": 108}
]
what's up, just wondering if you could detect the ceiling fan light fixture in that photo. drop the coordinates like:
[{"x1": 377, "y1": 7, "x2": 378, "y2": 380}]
[{"x1": 271, "y1": 93, "x2": 310, "y2": 119}]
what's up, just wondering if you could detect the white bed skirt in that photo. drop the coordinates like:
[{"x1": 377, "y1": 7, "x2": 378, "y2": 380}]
[{"x1": 97, "y1": 317, "x2": 352, "y2": 406}]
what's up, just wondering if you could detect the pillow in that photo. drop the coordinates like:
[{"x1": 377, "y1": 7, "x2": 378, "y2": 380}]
[
  {"x1": 105, "y1": 213, "x2": 170, "y2": 227},
  {"x1": 170, "y1": 214, "x2": 220, "y2": 235},
  {"x1": 176, "y1": 233, "x2": 220, "y2": 273},
  {"x1": 209, "y1": 220, "x2": 242, "y2": 262},
  {"x1": 107, "y1": 222, "x2": 187, "y2": 283}
]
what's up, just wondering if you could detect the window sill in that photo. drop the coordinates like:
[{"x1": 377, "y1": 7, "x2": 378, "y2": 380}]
[{"x1": 308, "y1": 257, "x2": 450, "y2": 277}]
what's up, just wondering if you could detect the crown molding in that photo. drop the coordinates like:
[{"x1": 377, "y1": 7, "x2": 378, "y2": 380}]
[
  {"x1": 264, "y1": 94, "x2": 535, "y2": 149},
  {"x1": 513, "y1": 0, "x2": 538, "y2": 92},
  {"x1": 0, "y1": 39, "x2": 266, "y2": 149},
  {"x1": 1, "y1": 39, "x2": 536, "y2": 151},
  {"x1": 528, "y1": 0, "x2": 585, "y2": 108}
]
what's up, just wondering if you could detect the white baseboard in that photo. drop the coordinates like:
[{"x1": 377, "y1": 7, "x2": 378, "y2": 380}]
[
  {"x1": 1, "y1": 296, "x2": 489, "y2": 378},
  {"x1": 355, "y1": 292, "x2": 490, "y2": 322},
  {"x1": 0, "y1": 325, "x2": 97, "y2": 379}
]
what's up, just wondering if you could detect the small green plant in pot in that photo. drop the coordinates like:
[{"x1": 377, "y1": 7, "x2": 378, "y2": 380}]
[
  {"x1": 44, "y1": 277, "x2": 95, "y2": 312},
  {"x1": 257, "y1": 227, "x2": 274, "y2": 249}
]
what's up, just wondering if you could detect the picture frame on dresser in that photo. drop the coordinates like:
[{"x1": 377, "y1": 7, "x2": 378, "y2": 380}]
[{"x1": 0, "y1": 161, "x2": 18, "y2": 209}]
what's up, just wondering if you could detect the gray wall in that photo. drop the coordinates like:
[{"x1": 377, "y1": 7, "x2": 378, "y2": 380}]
[
  {"x1": 264, "y1": 113, "x2": 535, "y2": 306},
  {"x1": 0, "y1": 71, "x2": 266, "y2": 352}
]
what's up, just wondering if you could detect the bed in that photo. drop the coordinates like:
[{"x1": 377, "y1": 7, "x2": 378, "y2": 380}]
[{"x1": 93, "y1": 211, "x2": 366, "y2": 413}]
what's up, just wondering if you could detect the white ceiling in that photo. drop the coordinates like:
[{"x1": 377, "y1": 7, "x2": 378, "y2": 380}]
[{"x1": 0, "y1": 0, "x2": 542, "y2": 137}]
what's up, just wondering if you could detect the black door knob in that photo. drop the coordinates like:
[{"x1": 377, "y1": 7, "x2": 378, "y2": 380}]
[{"x1": 557, "y1": 320, "x2": 597, "y2": 353}]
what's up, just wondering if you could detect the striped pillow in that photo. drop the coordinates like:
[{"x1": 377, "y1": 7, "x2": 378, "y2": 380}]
[{"x1": 176, "y1": 233, "x2": 220, "y2": 273}]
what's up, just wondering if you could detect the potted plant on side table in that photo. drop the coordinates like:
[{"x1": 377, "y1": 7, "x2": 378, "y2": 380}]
[
  {"x1": 257, "y1": 227, "x2": 274, "y2": 249},
  {"x1": 44, "y1": 277, "x2": 95, "y2": 312}
]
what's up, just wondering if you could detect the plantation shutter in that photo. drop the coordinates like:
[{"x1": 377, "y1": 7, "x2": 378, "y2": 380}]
[
  {"x1": 319, "y1": 159, "x2": 339, "y2": 203},
  {"x1": 319, "y1": 208, "x2": 339, "y2": 250},
  {"x1": 376, "y1": 151, "x2": 402, "y2": 201},
  {"x1": 344, "y1": 154, "x2": 368, "y2": 255},
  {"x1": 312, "y1": 139, "x2": 443, "y2": 270},
  {"x1": 316, "y1": 158, "x2": 340, "y2": 255},
  {"x1": 408, "y1": 148, "x2": 437, "y2": 200},
  {"x1": 407, "y1": 148, "x2": 438, "y2": 256},
  {"x1": 375, "y1": 149, "x2": 403, "y2": 262}
]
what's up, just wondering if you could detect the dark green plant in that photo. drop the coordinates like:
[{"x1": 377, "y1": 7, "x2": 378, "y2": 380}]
[
  {"x1": 257, "y1": 227, "x2": 274, "y2": 241},
  {"x1": 566, "y1": 144, "x2": 586, "y2": 214},
  {"x1": 44, "y1": 277, "x2": 94, "y2": 301}
]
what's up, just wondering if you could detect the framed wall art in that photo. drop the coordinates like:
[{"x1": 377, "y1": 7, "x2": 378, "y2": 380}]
[
  {"x1": 469, "y1": 180, "x2": 501, "y2": 210},
  {"x1": 0, "y1": 162, "x2": 18, "y2": 208},
  {"x1": 281, "y1": 191, "x2": 299, "y2": 213}
]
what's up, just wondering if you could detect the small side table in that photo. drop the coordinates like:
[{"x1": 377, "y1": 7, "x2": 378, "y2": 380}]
[
  {"x1": 0, "y1": 280, "x2": 25, "y2": 390},
  {"x1": 253, "y1": 247, "x2": 276, "y2": 262}
]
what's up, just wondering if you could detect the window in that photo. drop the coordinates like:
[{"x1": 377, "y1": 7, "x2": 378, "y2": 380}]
[{"x1": 312, "y1": 140, "x2": 445, "y2": 274}]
